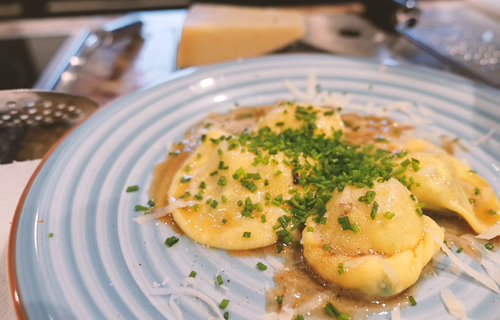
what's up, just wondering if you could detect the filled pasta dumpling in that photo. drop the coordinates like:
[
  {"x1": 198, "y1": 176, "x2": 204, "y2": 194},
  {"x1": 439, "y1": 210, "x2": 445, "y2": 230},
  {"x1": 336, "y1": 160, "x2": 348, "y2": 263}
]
[
  {"x1": 302, "y1": 178, "x2": 443, "y2": 297},
  {"x1": 394, "y1": 139, "x2": 500, "y2": 234}
]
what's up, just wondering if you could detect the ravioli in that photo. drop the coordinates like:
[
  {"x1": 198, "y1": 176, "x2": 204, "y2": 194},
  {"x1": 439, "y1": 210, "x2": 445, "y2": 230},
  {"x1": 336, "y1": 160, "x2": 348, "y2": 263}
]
[
  {"x1": 168, "y1": 129, "x2": 298, "y2": 250},
  {"x1": 395, "y1": 139, "x2": 500, "y2": 234},
  {"x1": 302, "y1": 179, "x2": 443, "y2": 297},
  {"x1": 257, "y1": 102, "x2": 343, "y2": 136}
]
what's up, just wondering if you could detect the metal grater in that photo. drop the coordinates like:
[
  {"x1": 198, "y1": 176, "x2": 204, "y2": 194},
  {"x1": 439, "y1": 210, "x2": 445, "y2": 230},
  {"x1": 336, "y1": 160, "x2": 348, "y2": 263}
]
[{"x1": 397, "y1": 4, "x2": 500, "y2": 88}]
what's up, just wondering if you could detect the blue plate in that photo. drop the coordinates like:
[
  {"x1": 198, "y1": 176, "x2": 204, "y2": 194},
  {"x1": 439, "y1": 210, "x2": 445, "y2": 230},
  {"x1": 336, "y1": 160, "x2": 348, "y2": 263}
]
[{"x1": 9, "y1": 54, "x2": 500, "y2": 319}]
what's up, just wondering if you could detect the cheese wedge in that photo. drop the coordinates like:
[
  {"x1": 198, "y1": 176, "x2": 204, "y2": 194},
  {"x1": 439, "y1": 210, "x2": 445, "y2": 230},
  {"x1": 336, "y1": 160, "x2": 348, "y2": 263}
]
[{"x1": 177, "y1": 4, "x2": 305, "y2": 68}]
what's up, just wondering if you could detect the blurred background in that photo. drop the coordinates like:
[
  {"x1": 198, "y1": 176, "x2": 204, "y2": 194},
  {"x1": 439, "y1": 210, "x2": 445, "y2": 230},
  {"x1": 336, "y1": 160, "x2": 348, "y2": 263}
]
[{"x1": 1, "y1": 0, "x2": 500, "y2": 162}]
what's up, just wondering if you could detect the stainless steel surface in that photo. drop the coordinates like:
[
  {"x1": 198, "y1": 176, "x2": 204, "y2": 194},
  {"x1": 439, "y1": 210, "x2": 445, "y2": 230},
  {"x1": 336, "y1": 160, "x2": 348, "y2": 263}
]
[
  {"x1": 54, "y1": 14, "x2": 143, "y2": 92},
  {"x1": 33, "y1": 28, "x2": 92, "y2": 90},
  {"x1": 0, "y1": 90, "x2": 99, "y2": 127},
  {"x1": 0, "y1": 90, "x2": 99, "y2": 163},
  {"x1": 397, "y1": 2, "x2": 500, "y2": 88}
]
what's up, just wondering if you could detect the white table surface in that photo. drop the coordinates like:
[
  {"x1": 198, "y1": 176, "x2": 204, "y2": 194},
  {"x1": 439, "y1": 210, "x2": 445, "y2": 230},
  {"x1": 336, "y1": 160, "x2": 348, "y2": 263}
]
[{"x1": 0, "y1": 160, "x2": 41, "y2": 320}]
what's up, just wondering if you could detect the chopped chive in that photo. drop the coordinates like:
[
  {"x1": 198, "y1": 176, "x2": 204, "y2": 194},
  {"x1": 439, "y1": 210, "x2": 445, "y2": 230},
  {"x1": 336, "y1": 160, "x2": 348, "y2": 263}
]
[
  {"x1": 189, "y1": 271, "x2": 197, "y2": 278},
  {"x1": 276, "y1": 122, "x2": 285, "y2": 126},
  {"x1": 469, "y1": 198, "x2": 476, "y2": 204},
  {"x1": 197, "y1": 153, "x2": 201, "y2": 159},
  {"x1": 277, "y1": 295, "x2": 284, "y2": 303},
  {"x1": 217, "y1": 275, "x2": 224, "y2": 285},
  {"x1": 193, "y1": 204, "x2": 200, "y2": 211},
  {"x1": 180, "y1": 176, "x2": 191, "y2": 183},
  {"x1": 217, "y1": 176, "x2": 227, "y2": 186},
  {"x1": 211, "y1": 200, "x2": 219, "y2": 208},
  {"x1": 222, "y1": 218, "x2": 227, "y2": 223},
  {"x1": 384, "y1": 211, "x2": 395, "y2": 220},
  {"x1": 274, "y1": 170, "x2": 282, "y2": 177},
  {"x1": 475, "y1": 187, "x2": 480, "y2": 195},
  {"x1": 210, "y1": 171, "x2": 218, "y2": 176},
  {"x1": 218, "y1": 149, "x2": 224, "y2": 157},
  {"x1": 325, "y1": 302, "x2": 340, "y2": 317},
  {"x1": 297, "y1": 316, "x2": 304, "y2": 320},
  {"x1": 469, "y1": 170, "x2": 477, "y2": 174},
  {"x1": 261, "y1": 214, "x2": 267, "y2": 223},
  {"x1": 338, "y1": 313, "x2": 350, "y2": 320},
  {"x1": 408, "y1": 296, "x2": 417, "y2": 306},
  {"x1": 489, "y1": 209, "x2": 497, "y2": 215},
  {"x1": 307, "y1": 227, "x2": 314, "y2": 232},
  {"x1": 219, "y1": 299, "x2": 230, "y2": 309},
  {"x1": 485, "y1": 242, "x2": 495, "y2": 250},
  {"x1": 237, "y1": 200, "x2": 243, "y2": 207},
  {"x1": 48, "y1": 233, "x2": 54, "y2": 238},
  {"x1": 264, "y1": 180, "x2": 269, "y2": 186},
  {"x1": 165, "y1": 236, "x2": 179, "y2": 247},
  {"x1": 256, "y1": 262, "x2": 268, "y2": 270},
  {"x1": 224, "y1": 311, "x2": 229, "y2": 320},
  {"x1": 416, "y1": 208, "x2": 423, "y2": 216},
  {"x1": 370, "y1": 202, "x2": 379, "y2": 220},
  {"x1": 126, "y1": 185, "x2": 139, "y2": 192},
  {"x1": 135, "y1": 205, "x2": 149, "y2": 212},
  {"x1": 350, "y1": 224, "x2": 359, "y2": 233},
  {"x1": 322, "y1": 244, "x2": 330, "y2": 251},
  {"x1": 200, "y1": 181, "x2": 206, "y2": 188},
  {"x1": 221, "y1": 195, "x2": 227, "y2": 203},
  {"x1": 195, "y1": 194, "x2": 203, "y2": 200},
  {"x1": 148, "y1": 199, "x2": 155, "y2": 207},
  {"x1": 243, "y1": 231, "x2": 251, "y2": 238},
  {"x1": 457, "y1": 247, "x2": 463, "y2": 253}
]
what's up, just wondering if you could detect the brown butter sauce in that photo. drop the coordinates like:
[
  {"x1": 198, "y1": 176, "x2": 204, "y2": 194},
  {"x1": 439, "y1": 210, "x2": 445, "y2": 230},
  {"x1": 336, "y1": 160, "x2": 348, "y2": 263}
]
[{"x1": 147, "y1": 106, "x2": 473, "y2": 319}]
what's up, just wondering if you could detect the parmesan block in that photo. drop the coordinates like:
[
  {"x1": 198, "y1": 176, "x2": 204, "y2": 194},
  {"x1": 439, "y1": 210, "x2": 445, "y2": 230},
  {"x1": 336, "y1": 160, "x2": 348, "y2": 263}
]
[{"x1": 177, "y1": 4, "x2": 305, "y2": 68}]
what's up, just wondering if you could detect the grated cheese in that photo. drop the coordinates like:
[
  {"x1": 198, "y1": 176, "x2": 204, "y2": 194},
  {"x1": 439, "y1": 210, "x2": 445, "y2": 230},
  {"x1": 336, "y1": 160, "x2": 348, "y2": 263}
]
[
  {"x1": 481, "y1": 258, "x2": 500, "y2": 287},
  {"x1": 260, "y1": 312, "x2": 279, "y2": 320},
  {"x1": 266, "y1": 256, "x2": 284, "y2": 271},
  {"x1": 427, "y1": 227, "x2": 499, "y2": 293},
  {"x1": 440, "y1": 289, "x2": 471, "y2": 320},
  {"x1": 462, "y1": 234, "x2": 500, "y2": 267},
  {"x1": 344, "y1": 255, "x2": 383, "y2": 269},
  {"x1": 470, "y1": 128, "x2": 495, "y2": 146},
  {"x1": 151, "y1": 286, "x2": 224, "y2": 319},
  {"x1": 391, "y1": 306, "x2": 402, "y2": 320},
  {"x1": 182, "y1": 277, "x2": 197, "y2": 289},
  {"x1": 278, "y1": 306, "x2": 295, "y2": 320},
  {"x1": 476, "y1": 223, "x2": 500, "y2": 240},
  {"x1": 383, "y1": 262, "x2": 400, "y2": 286},
  {"x1": 305, "y1": 70, "x2": 317, "y2": 102},
  {"x1": 134, "y1": 200, "x2": 196, "y2": 224},
  {"x1": 294, "y1": 293, "x2": 329, "y2": 315},
  {"x1": 284, "y1": 80, "x2": 307, "y2": 102}
]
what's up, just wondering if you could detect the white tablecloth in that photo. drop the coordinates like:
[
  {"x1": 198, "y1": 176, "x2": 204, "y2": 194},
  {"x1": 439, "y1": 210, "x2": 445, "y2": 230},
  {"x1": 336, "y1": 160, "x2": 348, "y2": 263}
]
[{"x1": 0, "y1": 160, "x2": 41, "y2": 320}]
